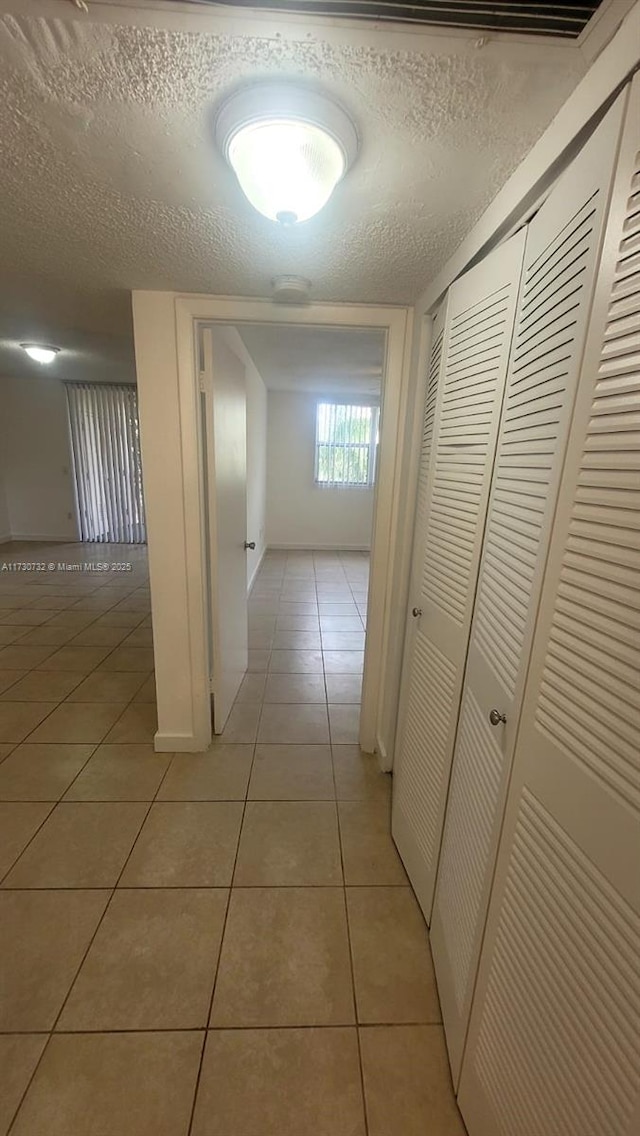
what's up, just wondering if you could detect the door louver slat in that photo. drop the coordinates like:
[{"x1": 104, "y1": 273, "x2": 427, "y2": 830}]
[
  {"x1": 536, "y1": 149, "x2": 640, "y2": 812},
  {"x1": 473, "y1": 791, "x2": 640, "y2": 1136},
  {"x1": 473, "y1": 194, "x2": 600, "y2": 696},
  {"x1": 398, "y1": 632, "x2": 458, "y2": 873},
  {"x1": 416, "y1": 324, "x2": 445, "y2": 525},
  {"x1": 422, "y1": 285, "x2": 512, "y2": 624}
]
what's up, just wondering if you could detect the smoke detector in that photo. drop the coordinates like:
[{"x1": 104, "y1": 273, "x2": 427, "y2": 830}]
[{"x1": 272, "y1": 276, "x2": 311, "y2": 304}]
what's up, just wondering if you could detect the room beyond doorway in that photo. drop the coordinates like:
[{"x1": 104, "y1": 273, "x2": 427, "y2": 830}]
[
  {"x1": 230, "y1": 321, "x2": 386, "y2": 557},
  {"x1": 238, "y1": 549, "x2": 369, "y2": 748}
]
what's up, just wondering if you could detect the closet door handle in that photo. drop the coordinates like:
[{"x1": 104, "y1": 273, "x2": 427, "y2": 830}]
[
  {"x1": 412, "y1": 607, "x2": 422, "y2": 618},
  {"x1": 244, "y1": 541, "x2": 256, "y2": 551},
  {"x1": 489, "y1": 708, "x2": 507, "y2": 726}
]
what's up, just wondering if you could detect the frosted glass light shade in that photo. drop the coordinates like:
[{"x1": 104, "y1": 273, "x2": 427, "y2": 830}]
[
  {"x1": 216, "y1": 84, "x2": 358, "y2": 224},
  {"x1": 228, "y1": 120, "x2": 345, "y2": 223},
  {"x1": 21, "y1": 344, "x2": 60, "y2": 364}
]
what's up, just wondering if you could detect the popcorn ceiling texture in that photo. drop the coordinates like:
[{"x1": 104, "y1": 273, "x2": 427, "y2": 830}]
[{"x1": 0, "y1": 12, "x2": 585, "y2": 378}]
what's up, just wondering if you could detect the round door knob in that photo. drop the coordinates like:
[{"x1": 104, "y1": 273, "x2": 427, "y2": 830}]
[
  {"x1": 412, "y1": 607, "x2": 422, "y2": 618},
  {"x1": 489, "y1": 708, "x2": 507, "y2": 726},
  {"x1": 244, "y1": 541, "x2": 256, "y2": 551}
]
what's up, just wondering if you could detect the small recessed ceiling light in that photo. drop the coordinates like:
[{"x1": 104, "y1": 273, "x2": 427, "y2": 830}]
[
  {"x1": 20, "y1": 343, "x2": 61, "y2": 365},
  {"x1": 215, "y1": 83, "x2": 358, "y2": 224}
]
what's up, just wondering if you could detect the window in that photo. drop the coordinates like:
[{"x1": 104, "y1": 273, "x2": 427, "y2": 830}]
[
  {"x1": 315, "y1": 401, "x2": 380, "y2": 487},
  {"x1": 66, "y1": 382, "x2": 146, "y2": 543}
]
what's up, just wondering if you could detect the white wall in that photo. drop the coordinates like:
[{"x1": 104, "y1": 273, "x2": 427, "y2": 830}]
[
  {"x1": 0, "y1": 375, "x2": 78, "y2": 542},
  {"x1": 0, "y1": 464, "x2": 10, "y2": 544},
  {"x1": 266, "y1": 390, "x2": 375, "y2": 550}
]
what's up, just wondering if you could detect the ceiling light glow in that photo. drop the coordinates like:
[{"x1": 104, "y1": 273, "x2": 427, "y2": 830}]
[
  {"x1": 216, "y1": 84, "x2": 358, "y2": 224},
  {"x1": 20, "y1": 344, "x2": 61, "y2": 365}
]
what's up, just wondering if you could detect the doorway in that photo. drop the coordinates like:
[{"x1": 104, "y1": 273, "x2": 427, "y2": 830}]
[
  {"x1": 132, "y1": 292, "x2": 414, "y2": 755},
  {"x1": 201, "y1": 321, "x2": 386, "y2": 745}
]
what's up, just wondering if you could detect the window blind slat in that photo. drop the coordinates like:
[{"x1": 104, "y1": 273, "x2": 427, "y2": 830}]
[
  {"x1": 110, "y1": 386, "x2": 128, "y2": 541},
  {"x1": 315, "y1": 400, "x2": 380, "y2": 487},
  {"x1": 65, "y1": 382, "x2": 146, "y2": 543},
  {"x1": 96, "y1": 385, "x2": 115, "y2": 542},
  {"x1": 83, "y1": 385, "x2": 104, "y2": 540}
]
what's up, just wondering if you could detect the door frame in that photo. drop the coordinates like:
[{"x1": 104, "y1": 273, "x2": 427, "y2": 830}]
[{"x1": 133, "y1": 290, "x2": 414, "y2": 755}]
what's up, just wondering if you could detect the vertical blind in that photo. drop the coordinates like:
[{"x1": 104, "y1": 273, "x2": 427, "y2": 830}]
[
  {"x1": 315, "y1": 402, "x2": 380, "y2": 487},
  {"x1": 66, "y1": 382, "x2": 146, "y2": 543}
]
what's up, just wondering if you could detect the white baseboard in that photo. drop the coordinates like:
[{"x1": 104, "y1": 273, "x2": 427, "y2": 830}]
[
  {"x1": 8, "y1": 533, "x2": 77, "y2": 543},
  {"x1": 154, "y1": 731, "x2": 207, "y2": 753},
  {"x1": 267, "y1": 543, "x2": 371, "y2": 552},
  {"x1": 248, "y1": 545, "x2": 267, "y2": 592},
  {"x1": 376, "y1": 733, "x2": 393, "y2": 773}
]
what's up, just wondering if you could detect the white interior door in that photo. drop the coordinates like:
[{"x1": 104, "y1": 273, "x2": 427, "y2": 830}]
[
  {"x1": 392, "y1": 229, "x2": 525, "y2": 921},
  {"x1": 390, "y1": 300, "x2": 448, "y2": 901},
  {"x1": 201, "y1": 326, "x2": 249, "y2": 733},
  {"x1": 430, "y1": 93, "x2": 628, "y2": 1085},
  {"x1": 457, "y1": 80, "x2": 640, "y2": 1135}
]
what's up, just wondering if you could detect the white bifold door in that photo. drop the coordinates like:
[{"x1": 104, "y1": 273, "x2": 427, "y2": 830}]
[
  {"x1": 457, "y1": 79, "x2": 640, "y2": 1136},
  {"x1": 200, "y1": 327, "x2": 249, "y2": 733},
  {"x1": 392, "y1": 229, "x2": 525, "y2": 920},
  {"x1": 430, "y1": 94, "x2": 629, "y2": 1085}
]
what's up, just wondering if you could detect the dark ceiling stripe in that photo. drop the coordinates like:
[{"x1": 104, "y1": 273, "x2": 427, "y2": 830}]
[{"x1": 195, "y1": 0, "x2": 600, "y2": 37}]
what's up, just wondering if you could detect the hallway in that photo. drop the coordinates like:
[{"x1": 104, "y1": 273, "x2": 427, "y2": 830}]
[{"x1": 0, "y1": 543, "x2": 464, "y2": 1135}]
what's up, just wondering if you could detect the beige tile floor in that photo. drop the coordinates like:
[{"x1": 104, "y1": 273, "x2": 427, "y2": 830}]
[{"x1": 0, "y1": 542, "x2": 466, "y2": 1136}]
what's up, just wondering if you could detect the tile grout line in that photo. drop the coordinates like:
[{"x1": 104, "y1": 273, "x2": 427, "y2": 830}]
[
  {"x1": 0, "y1": 802, "x2": 60, "y2": 889},
  {"x1": 4, "y1": 641, "x2": 159, "y2": 1129},
  {"x1": 0, "y1": 547, "x2": 152, "y2": 730},
  {"x1": 228, "y1": 553, "x2": 370, "y2": 1130},
  {"x1": 322, "y1": 553, "x2": 371, "y2": 1136},
  {"x1": 185, "y1": 719, "x2": 261, "y2": 1134},
  {"x1": 5, "y1": 547, "x2": 373, "y2": 1131},
  {"x1": 330, "y1": 716, "x2": 371, "y2": 1136},
  {"x1": 0, "y1": 882, "x2": 408, "y2": 890},
  {"x1": 187, "y1": 554, "x2": 268, "y2": 1133},
  {"x1": 5, "y1": 737, "x2": 175, "y2": 1133},
  {"x1": 0, "y1": 572, "x2": 152, "y2": 749},
  {"x1": 0, "y1": 1021, "x2": 441, "y2": 1036},
  {"x1": 0, "y1": 670, "x2": 154, "y2": 792},
  {"x1": 46, "y1": 750, "x2": 173, "y2": 1020}
]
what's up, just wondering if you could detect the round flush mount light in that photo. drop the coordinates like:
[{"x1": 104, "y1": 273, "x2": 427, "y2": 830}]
[
  {"x1": 20, "y1": 343, "x2": 61, "y2": 365},
  {"x1": 215, "y1": 83, "x2": 358, "y2": 224}
]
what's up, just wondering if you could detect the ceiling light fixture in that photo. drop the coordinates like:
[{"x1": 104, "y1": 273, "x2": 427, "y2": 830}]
[
  {"x1": 20, "y1": 343, "x2": 61, "y2": 365},
  {"x1": 215, "y1": 83, "x2": 358, "y2": 224}
]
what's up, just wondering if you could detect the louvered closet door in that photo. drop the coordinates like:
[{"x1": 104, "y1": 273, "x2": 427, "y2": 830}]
[
  {"x1": 429, "y1": 93, "x2": 629, "y2": 1087},
  {"x1": 392, "y1": 230, "x2": 525, "y2": 920},
  {"x1": 457, "y1": 78, "x2": 640, "y2": 1136}
]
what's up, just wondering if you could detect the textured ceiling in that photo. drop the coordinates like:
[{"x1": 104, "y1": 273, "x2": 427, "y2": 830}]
[
  {"x1": 236, "y1": 323, "x2": 385, "y2": 393},
  {"x1": 0, "y1": 3, "x2": 588, "y2": 381}
]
